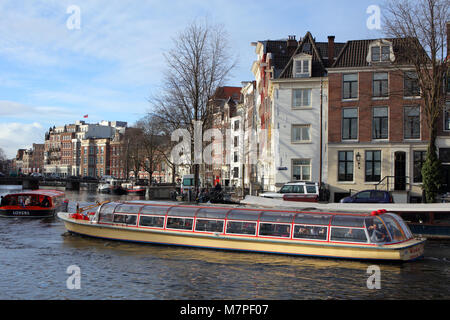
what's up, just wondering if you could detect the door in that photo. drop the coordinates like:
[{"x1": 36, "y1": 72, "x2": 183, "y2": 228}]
[{"x1": 394, "y1": 151, "x2": 406, "y2": 191}]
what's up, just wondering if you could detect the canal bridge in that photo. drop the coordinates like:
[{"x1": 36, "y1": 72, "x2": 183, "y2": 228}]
[{"x1": 0, "y1": 176, "x2": 96, "y2": 190}]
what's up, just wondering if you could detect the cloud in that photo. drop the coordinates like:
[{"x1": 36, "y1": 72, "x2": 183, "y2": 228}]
[
  {"x1": 0, "y1": 122, "x2": 46, "y2": 158},
  {"x1": 0, "y1": 100, "x2": 78, "y2": 121}
]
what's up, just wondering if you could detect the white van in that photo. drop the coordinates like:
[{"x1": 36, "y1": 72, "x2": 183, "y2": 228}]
[{"x1": 260, "y1": 181, "x2": 319, "y2": 199}]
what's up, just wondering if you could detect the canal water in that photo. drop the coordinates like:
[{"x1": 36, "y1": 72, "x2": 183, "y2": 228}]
[{"x1": 0, "y1": 186, "x2": 449, "y2": 300}]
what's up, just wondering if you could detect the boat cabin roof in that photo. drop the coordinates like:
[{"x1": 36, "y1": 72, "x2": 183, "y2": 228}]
[{"x1": 3, "y1": 190, "x2": 65, "y2": 198}]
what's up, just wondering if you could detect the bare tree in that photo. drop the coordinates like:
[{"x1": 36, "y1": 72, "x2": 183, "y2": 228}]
[
  {"x1": 135, "y1": 115, "x2": 167, "y2": 184},
  {"x1": 151, "y1": 20, "x2": 236, "y2": 192},
  {"x1": 383, "y1": 0, "x2": 450, "y2": 202}
]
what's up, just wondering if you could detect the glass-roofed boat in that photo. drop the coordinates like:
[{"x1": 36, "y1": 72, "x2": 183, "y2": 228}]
[{"x1": 57, "y1": 201, "x2": 426, "y2": 262}]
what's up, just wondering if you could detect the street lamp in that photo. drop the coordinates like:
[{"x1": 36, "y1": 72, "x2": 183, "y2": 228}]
[{"x1": 356, "y1": 152, "x2": 362, "y2": 169}]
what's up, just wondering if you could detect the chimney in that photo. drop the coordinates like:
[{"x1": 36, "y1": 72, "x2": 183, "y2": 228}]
[
  {"x1": 447, "y1": 22, "x2": 450, "y2": 58},
  {"x1": 287, "y1": 35, "x2": 297, "y2": 55},
  {"x1": 328, "y1": 35, "x2": 335, "y2": 67}
]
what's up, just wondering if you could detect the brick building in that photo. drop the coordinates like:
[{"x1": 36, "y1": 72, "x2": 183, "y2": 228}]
[{"x1": 327, "y1": 38, "x2": 428, "y2": 202}]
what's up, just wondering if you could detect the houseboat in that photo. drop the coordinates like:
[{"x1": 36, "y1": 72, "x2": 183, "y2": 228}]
[
  {"x1": 58, "y1": 202, "x2": 425, "y2": 262},
  {"x1": 1, "y1": 190, "x2": 68, "y2": 218}
]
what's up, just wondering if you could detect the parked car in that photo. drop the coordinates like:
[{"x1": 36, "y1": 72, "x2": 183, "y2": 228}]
[
  {"x1": 46, "y1": 173, "x2": 60, "y2": 180},
  {"x1": 0, "y1": 172, "x2": 5, "y2": 177},
  {"x1": 340, "y1": 190, "x2": 394, "y2": 203},
  {"x1": 30, "y1": 172, "x2": 43, "y2": 179},
  {"x1": 260, "y1": 181, "x2": 319, "y2": 199}
]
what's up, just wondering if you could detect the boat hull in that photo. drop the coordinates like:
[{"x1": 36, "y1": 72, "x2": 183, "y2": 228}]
[
  {"x1": 1, "y1": 208, "x2": 56, "y2": 218},
  {"x1": 126, "y1": 189, "x2": 146, "y2": 196},
  {"x1": 58, "y1": 213, "x2": 425, "y2": 262}
]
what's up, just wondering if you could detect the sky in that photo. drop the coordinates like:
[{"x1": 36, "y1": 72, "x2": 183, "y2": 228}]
[{"x1": 0, "y1": 0, "x2": 384, "y2": 158}]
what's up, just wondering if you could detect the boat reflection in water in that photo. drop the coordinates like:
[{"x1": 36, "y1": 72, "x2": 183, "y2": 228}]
[{"x1": 58, "y1": 201, "x2": 425, "y2": 262}]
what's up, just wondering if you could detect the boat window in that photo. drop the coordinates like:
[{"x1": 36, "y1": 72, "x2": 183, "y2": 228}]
[
  {"x1": 100, "y1": 202, "x2": 120, "y2": 214},
  {"x1": 139, "y1": 215, "x2": 165, "y2": 228},
  {"x1": 196, "y1": 208, "x2": 229, "y2": 219},
  {"x1": 330, "y1": 227, "x2": 368, "y2": 243},
  {"x1": 386, "y1": 213, "x2": 413, "y2": 239},
  {"x1": 293, "y1": 225, "x2": 327, "y2": 240},
  {"x1": 167, "y1": 206, "x2": 199, "y2": 217},
  {"x1": 364, "y1": 217, "x2": 391, "y2": 243},
  {"x1": 113, "y1": 214, "x2": 137, "y2": 226},
  {"x1": 226, "y1": 221, "x2": 257, "y2": 235},
  {"x1": 294, "y1": 213, "x2": 332, "y2": 225},
  {"x1": 166, "y1": 217, "x2": 194, "y2": 230},
  {"x1": 376, "y1": 215, "x2": 406, "y2": 242},
  {"x1": 141, "y1": 205, "x2": 171, "y2": 215},
  {"x1": 195, "y1": 219, "x2": 224, "y2": 233},
  {"x1": 331, "y1": 215, "x2": 366, "y2": 227},
  {"x1": 259, "y1": 223, "x2": 291, "y2": 238},
  {"x1": 98, "y1": 203, "x2": 120, "y2": 223},
  {"x1": 114, "y1": 204, "x2": 142, "y2": 214},
  {"x1": 227, "y1": 210, "x2": 261, "y2": 221},
  {"x1": 259, "y1": 212, "x2": 296, "y2": 223}
]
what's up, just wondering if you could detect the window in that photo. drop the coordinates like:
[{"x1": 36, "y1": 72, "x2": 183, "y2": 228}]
[
  {"x1": 234, "y1": 152, "x2": 238, "y2": 163},
  {"x1": 226, "y1": 221, "x2": 256, "y2": 235},
  {"x1": 371, "y1": 45, "x2": 390, "y2": 62},
  {"x1": 259, "y1": 223, "x2": 291, "y2": 238},
  {"x1": 166, "y1": 217, "x2": 194, "y2": 230},
  {"x1": 444, "y1": 104, "x2": 450, "y2": 131},
  {"x1": 373, "y1": 73, "x2": 388, "y2": 97},
  {"x1": 365, "y1": 150, "x2": 381, "y2": 182},
  {"x1": 413, "y1": 151, "x2": 426, "y2": 183},
  {"x1": 234, "y1": 120, "x2": 240, "y2": 131},
  {"x1": 404, "y1": 72, "x2": 420, "y2": 97},
  {"x1": 404, "y1": 106, "x2": 420, "y2": 139},
  {"x1": 342, "y1": 108, "x2": 358, "y2": 140},
  {"x1": 343, "y1": 74, "x2": 358, "y2": 99},
  {"x1": 338, "y1": 151, "x2": 354, "y2": 182},
  {"x1": 113, "y1": 214, "x2": 137, "y2": 226},
  {"x1": 372, "y1": 107, "x2": 389, "y2": 139},
  {"x1": 293, "y1": 89, "x2": 311, "y2": 108},
  {"x1": 294, "y1": 59, "x2": 310, "y2": 78},
  {"x1": 234, "y1": 136, "x2": 238, "y2": 147},
  {"x1": 292, "y1": 159, "x2": 311, "y2": 181},
  {"x1": 293, "y1": 225, "x2": 328, "y2": 240},
  {"x1": 195, "y1": 219, "x2": 224, "y2": 233},
  {"x1": 330, "y1": 227, "x2": 367, "y2": 243},
  {"x1": 233, "y1": 167, "x2": 239, "y2": 178},
  {"x1": 292, "y1": 125, "x2": 311, "y2": 142}
]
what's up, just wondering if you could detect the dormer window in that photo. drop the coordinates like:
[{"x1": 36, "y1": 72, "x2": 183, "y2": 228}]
[
  {"x1": 367, "y1": 40, "x2": 394, "y2": 64},
  {"x1": 371, "y1": 45, "x2": 390, "y2": 62},
  {"x1": 293, "y1": 54, "x2": 312, "y2": 78}
]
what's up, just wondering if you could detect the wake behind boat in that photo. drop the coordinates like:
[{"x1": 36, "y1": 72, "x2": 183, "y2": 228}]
[{"x1": 58, "y1": 201, "x2": 425, "y2": 262}]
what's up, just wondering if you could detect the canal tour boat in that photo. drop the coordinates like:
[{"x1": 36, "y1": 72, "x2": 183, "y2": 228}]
[
  {"x1": 0, "y1": 190, "x2": 68, "y2": 218},
  {"x1": 57, "y1": 201, "x2": 425, "y2": 262}
]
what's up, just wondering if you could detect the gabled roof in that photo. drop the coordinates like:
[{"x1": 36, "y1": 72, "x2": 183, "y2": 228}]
[
  {"x1": 278, "y1": 32, "x2": 345, "y2": 79},
  {"x1": 331, "y1": 37, "x2": 427, "y2": 69}
]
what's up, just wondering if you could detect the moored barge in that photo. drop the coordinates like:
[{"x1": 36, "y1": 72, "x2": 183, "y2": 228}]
[{"x1": 58, "y1": 201, "x2": 425, "y2": 262}]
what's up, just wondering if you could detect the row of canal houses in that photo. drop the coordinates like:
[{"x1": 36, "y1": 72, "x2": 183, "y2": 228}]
[{"x1": 213, "y1": 28, "x2": 450, "y2": 203}]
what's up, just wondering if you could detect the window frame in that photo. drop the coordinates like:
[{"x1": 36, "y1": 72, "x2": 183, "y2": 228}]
[
  {"x1": 291, "y1": 124, "x2": 311, "y2": 143},
  {"x1": 338, "y1": 151, "x2": 354, "y2": 182},
  {"x1": 365, "y1": 150, "x2": 382, "y2": 182},
  {"x1": 372, "y1": 72, "x2": 389, "y2": 98},
  {"x1": 372, "y1": 106, "x2": 389, "y2": 140},
  {"x1": 342, "y1": 73, "x2": 358, "y2": 100},
  {"x1": 403, "y1": 105, "x2": 421, "y2": 140},
  {"x1": 342, "y1": 107, "x2": 358, "y2": 141},
  {"x1": 292, "y1": 159, "x2": 312, "y2": 181},
  {"x1": 292, "y1": 88, "x2": 312, "y2": 109}
]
